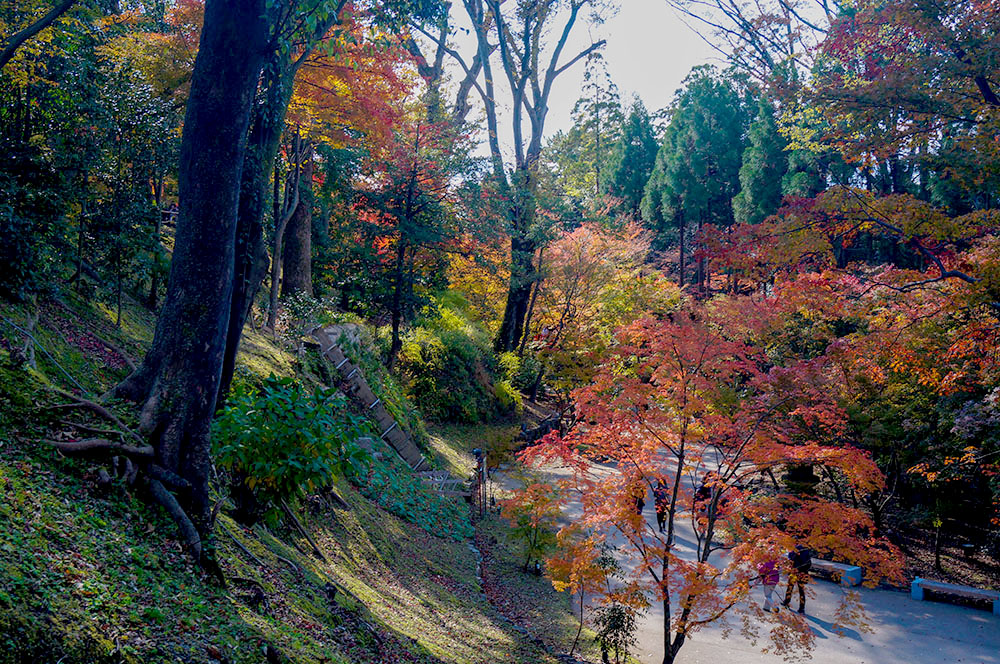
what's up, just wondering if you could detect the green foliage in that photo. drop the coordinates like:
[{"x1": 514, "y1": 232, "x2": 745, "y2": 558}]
[
  {"x1": 0, "y1": 8, "x2": 179, "y2": 305},
  {"x1": 338, "y1": 330, "x2": 431, "y2": 447},
  {"x1": 0, "y1": 359, "x2": 52, "y2": 441},
  {"x1": 733, "y1": 97, "x2": 788, "y2": 225},
  {"x1": 213, "y1": 375, "x2": 373, "y2": 523},
  {"x1": 0, "y1": 152, "x2": 72, "y2": 301},
  {"x1": 355, "y1": 444, "x2": 473, "y2": 541},
  {"x1": 542, "y1": 57, "x2": 624, "y2": 214},
  {"x1": 501, "y1": 481, "x2": 562, "y2": 571},
  {"x1": 641, "y1": 65, "x2": 753, "y2": 250},
  {"x1": 395, "y1": 294, "x2": 516, "y2": 424},
  {"x1": 494, "y1": 379, "x2": 522, "y2": 414},
  {"x1": 605, "y1": 98, "x2": 659, "y2": 217},
  {"x1": 592, "y1": 602, "x2": 640, "y2": 664}
]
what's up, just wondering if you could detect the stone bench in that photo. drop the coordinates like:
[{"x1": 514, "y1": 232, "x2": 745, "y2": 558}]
[
  {"x1": 911, "y1": 578, "x2": 1000, "y2": 615},
  {"x1": 811, "y1": 559, "x2": 863, "y2": 586}
]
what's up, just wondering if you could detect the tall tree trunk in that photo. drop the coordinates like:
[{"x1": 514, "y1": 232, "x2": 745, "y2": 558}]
[
  {"x1": 217, "y1": 53, "x2": 296, "y2": 403},
  {"x1": 266, "y1": 133, "x2": 301, "y2": 330},
  {"x1": 495, "y1": 165, "x2": 538, "y2": 353},
  {"x1": 113, "y1": 0, "x2": 268, "y2": 564},
  {"x1": 281, "y1": 152, "x2": 314, "y2": 297},
  {"x1": 678, "y1": 212, "x2": 686, "y2": 288},
  {"x1": 696, "y1": 217, "x2": 705, "y2": 293},
  {"x1": 147, "y1": 175, "x2": 164, "y2": 309},
  {"x1": 517, "y1": 248, "x2": 544, "y2": 357}
]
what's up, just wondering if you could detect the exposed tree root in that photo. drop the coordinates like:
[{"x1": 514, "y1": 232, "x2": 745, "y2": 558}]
[
  {"x1": 256, "y1": 526, "x2": 306, "y2": 576},
  {"x1": 223, "y1": 524, "x2": 266, "y2": 567},
  {"x1": 148, "y1": 463, "x2": 193, "y2": 493},
  {"x1": 59, "y1": 419, "x2": 128, "y2": 439},
  {"x1": 44, "y1": 437, "x2": 154, "y2": 459},
  {"x1": 280, "y1": 499, "x2": 328, "y2": 562},
  {"x1": 45, "y1": 385, "x2": 144, "y2": 445},
  {"x1": 148, "y1": 477, "x2": 203, "y2": 561}
]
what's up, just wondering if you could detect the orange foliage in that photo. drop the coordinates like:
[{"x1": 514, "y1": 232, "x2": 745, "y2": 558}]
[{"x1": 520, "y1": 298, "x2": 905, "y2": 661}]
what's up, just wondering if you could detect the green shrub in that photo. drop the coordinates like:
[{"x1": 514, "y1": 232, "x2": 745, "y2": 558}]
[
  {"x1": 500, "y1": 481, "x2": 561, "y2": 571},
  {"x1": 495, "y1": 379, "x2": 522, "y2": 414},
  {"x1": 213, "y1": 375, "x2": 372, "y2": 524},
  {"x1": 395, "y1": 294, "x2": 517, "y2": 424},
  {"x1": 355, "y1": 444, "x2": 473, "y2": 541}
]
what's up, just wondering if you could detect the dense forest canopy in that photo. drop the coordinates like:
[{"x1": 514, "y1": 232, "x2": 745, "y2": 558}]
[{"x1": 1, "y1": 0, "x2": 999, "y2": 662}]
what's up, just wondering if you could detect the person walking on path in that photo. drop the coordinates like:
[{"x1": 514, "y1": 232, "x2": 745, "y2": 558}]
[
  {"x1": 634, "y1": 487, "x2": 645, "y2": 517},
  {"x1": 783, "y1": 544, "x2": 812, "y2": 614},
  {"x1": 654, "y1": 479, "x2": 670, "y2": 533},
  {"x1": 758, "y1": 558, "x2": 780, "y2": 612}
]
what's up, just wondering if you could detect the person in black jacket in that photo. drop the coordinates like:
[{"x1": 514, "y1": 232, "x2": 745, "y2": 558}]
[
  {"x1": 653, "y1": 479, "x2": 670, "y2": 533},
  {"x1": 783, "y1": 544, "x2": 812, "y2": 614}
]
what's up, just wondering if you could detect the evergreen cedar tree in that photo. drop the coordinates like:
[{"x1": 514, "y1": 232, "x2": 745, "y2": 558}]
[
  {"x1": 640, "y1": 66, "x2": 750, "y2": 287},
  {"x1": 605, "y1": 99, "x2": 658, "y2": 217}
]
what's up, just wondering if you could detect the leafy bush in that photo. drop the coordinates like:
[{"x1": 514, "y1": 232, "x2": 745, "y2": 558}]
[
  {"x1": 355, "y1": 444, "x2": 473, "y2": 541},
  {"x1": 395, "y1": 294, "x2": 517, "y2": 424},
  {"x1": 494, "y1": 379, "x2": 522, "y2": 413},
  {"x1": 592, "y1": 601, "x2": 641, "y2": 664},
  {"x1": 213, "y1": 375, "x2": 372, "y2": 524},
  {"x1": 590, "y1": 552, "x2": 644, "y2": 664}
]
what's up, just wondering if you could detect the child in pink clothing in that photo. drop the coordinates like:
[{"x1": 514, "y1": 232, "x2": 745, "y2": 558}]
[{"x1": 758, "y1": 559, "x2": 780, "y2": 612}]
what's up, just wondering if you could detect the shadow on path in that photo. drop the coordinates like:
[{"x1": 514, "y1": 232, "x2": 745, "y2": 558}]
[{"x1": 805, "y1": 614, "x2": 862, "y2": 641}]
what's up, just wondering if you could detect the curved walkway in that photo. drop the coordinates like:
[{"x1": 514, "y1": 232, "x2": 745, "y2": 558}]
[{"x1": 497, "y1": 461, "x2": 1000, "y2": 664}]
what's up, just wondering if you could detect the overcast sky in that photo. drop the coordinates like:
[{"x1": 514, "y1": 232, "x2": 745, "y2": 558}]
[
  {"x1": 442, "y1": 0, "x2": 719, "y2": 157},
  {"x1": 546, "y1": 0, "x2": 718, "y2": 131}
]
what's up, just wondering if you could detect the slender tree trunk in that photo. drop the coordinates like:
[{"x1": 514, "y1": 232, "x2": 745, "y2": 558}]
[
  {"x1": 696, "y1": 217, "x2": 705, "y2": 293},
  {"x1": 662, "y1": 595, "x2": 672, "y2": 664},
  {"x1": 387, "y1": 240, "x2": 407, "y2": 369},
  {"x1": 281, "y1": 151, "x2": 314, "y2": 297},
  {"x1": 517, "y1": 248, "x2": 544, "y2": 357},
  {"x1": 218, "y1": 55, "x2": 296, "y2": 403},
  {"x1": 147, "y1": 175, "x2": 164, "y2": 309},
  {"x1": 570, "y1": 589, "x2": 584, "y2": 656},
  {"x1": 266, "y1": 133, "x2": 301, "y2": 330},
  {"x1": 113, "y1": 0, "x2": 268, "y2": 564},
  {"x1": 678, "y1": 213, "x2": 686, "y2": 288},
  {"x1": 74, "y1": 172, "x2": 88, "y2": 293}
]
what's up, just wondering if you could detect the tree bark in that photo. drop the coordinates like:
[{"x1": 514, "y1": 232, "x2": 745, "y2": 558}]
[
  {"x1": 147, "y1": 175, "x2": 164, "y2": 309},
  {"x1": 218, "y1": 52, "x2": 296, "y2": 403},
  {"x1": 387, "y1": 240, "x2": 407, "y2": 369},
  {"x1": 281, "y1": 152, "x2": 314, "y2": 297},
  {"x1": 494, "y1": 165, "x2": 538, "y2": 353},
  {"x1": 266, "y1": 136, "x2": 300, "y2": 330},
  {"x1": 113, "y1": 0, "x2": 268, "y2": 563},
  {"x1": 217, "y1": 0, "x2": 344, "y2": 401},
  {"x1": 678, "y1": 212, "x2": 686, "y2": 288},
  {"x1": 517, "y1": 248, "x2": 544, "y2": 357},
  {"x1": 0, "y1": 0, "x2": 76, "y2": 70}
]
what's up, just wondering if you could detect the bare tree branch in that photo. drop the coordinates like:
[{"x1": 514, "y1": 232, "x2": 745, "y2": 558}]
[{"x1": 0, "y1": 0, "x2": 76, "y2": 70}]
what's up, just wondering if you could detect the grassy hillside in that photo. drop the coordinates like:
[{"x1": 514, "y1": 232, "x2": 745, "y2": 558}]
[{"x1": 0, "y1": 293, "x2": 592, "y2": 664}]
